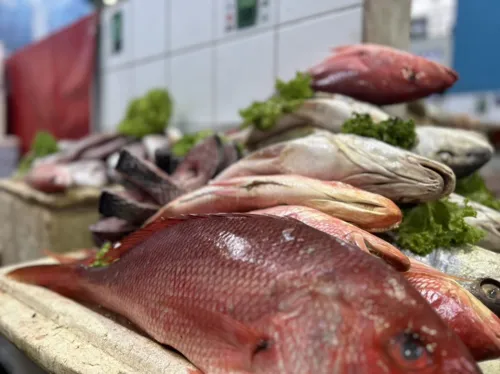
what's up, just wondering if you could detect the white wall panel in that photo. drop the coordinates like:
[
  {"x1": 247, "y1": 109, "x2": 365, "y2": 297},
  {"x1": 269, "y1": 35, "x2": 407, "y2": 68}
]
[
  {"x1": 279, "y1": 0, "x2": 361, "y2": 23},
  {"x1": 170, "y1": 0, "x2": 214, "y2": 52},
  {"x1": 132, "y1": 0, "x2": 169, "y2": 60},
  {"x1": 101, "y1": 1, "x2": 134, "y2": 70},
  {"x1": 134, "y1": 58, "x2": 169, "y2": 97},
  {"x1": 101, "y1": 68, "x2": 134, "y2": 132}
]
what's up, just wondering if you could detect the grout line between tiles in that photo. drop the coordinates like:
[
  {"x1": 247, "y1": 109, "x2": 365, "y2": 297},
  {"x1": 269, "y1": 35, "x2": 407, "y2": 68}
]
[{"x1": 102, "y1": 4, "x2": 361, "y2": 75}]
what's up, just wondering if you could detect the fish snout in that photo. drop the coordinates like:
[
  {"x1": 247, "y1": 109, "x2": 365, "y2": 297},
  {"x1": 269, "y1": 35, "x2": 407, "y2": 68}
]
[
  {"x1": 459, "y1": 278, "x2": 500, "y2": 317},
  {"x1": 447, "y1": 149, "x2": 494, "y2": 179},
  {"x1": 400, "y1": 155, "x2": 456, "y2": 203}
]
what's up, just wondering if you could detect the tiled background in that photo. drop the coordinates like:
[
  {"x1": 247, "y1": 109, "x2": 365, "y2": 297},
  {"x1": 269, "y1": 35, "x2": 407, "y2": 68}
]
[{"x1": 99, "y1": 0, "x2": 363, "y2": 133}]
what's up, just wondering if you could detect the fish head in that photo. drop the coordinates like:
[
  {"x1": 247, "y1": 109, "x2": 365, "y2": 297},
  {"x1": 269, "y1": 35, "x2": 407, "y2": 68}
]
[
  {"x1": 407, "y1": 261, "x2": 500, "y2": 361},
  {"x1": 414, "y1": 126, "x2": 493, "y2": 178},
  {"x1": 25, "y1": 164, "x2": 72, "y2": 193},
  {"x1": 458, "y1": 277, "x2": 500, "y2": 318},
  {"x1": 303, "y1": 179, "x2": 403, "y2": 232},
  {"x1": 333, "y1": 134, "x2": 456, "y2": 203},
  {"x1": 251, "y1": 256, "x2": 479, "y2": 373}
]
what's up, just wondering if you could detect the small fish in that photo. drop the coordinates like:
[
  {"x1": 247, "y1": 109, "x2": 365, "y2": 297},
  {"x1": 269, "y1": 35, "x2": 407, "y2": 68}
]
[
  {"x1": 154, "y1": 147, "x2": 183, "y2": 174},
  {"x1": 413, "y1": 126, "x2": 493, "y2": 178},
  {"x1": 99, "y1": 190, "x2": 160, "y2": 226},
  {"x1": 406, "y1": 259, "x2": 500, "y2": 361},
  {"x1": 142, "y1": 134, "x2": 170, "y2": 162},
  {"x1": 25, "y1": 164, "x2": 72, "y2": 193},
  {"x1": 448, "y1": 193, "x2": 500, "y2": 252},
  {"x1": 250, "y1": 205, "x2": 410, "y2": 271},
  {"x1": 402, "y1": 245, "x2": 500, "y2": 288},
  {"x1": 25, "y1": 160, "x2": 108, "y2": 193},
  {"x1": 309, "y1": 44, "x2": 458, "y2": 105},
  {"x1": 7, "y1": 214, "x2": 480, "y2": 374},
  {"x1": 150, "y1": 174, "x2": 402, "y2": 232},
  {"x1": 215, "y1": 130, "x2": 456, "y2": 204},
  {"x1": 79, "y1": 136, "x2": 134, "y2": 161},
  {"x1": 115, "y1": 149, "x2": 185, "y2": 205}
]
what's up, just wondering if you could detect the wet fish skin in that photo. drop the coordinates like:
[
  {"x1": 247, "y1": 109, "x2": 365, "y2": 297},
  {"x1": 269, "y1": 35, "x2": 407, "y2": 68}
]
[
  {"x1": 99, "y1": 190, "x2": 159, "y2": 226},
  {"x1": 250, "y1": 205, "x2": 410, "y2": 271},
  {"x1": 150, "y1": 174, "x2": 402, "y2": 232},
  {"x1": 309, "y1": 44, "x2": 458, "y2": 105},
  {"x1": 448, "y1": 193, "x2": 500, "y2": 252},
  {"x1": 402, "y1": 245, "x2": 500, "y2": 286},
  {"x1": 215, "y1": 130, "x2": 456, "y2": 204},
  {"x1": 79, "y1": 136, "x2": 134, "y2": 161},
  {"x1": 8, "y1": 214, "x2": 480, "y2": 374},
  {"x1": 115, "y1": 149, "x2": 185, "y2": 205},
  {"x1": 413, "y1": 126, "x2": 493, "y2": 178},
  {"x1": 405, "y1": 259, "x2": 500, "y2": 361},
  {"x1": 66, "y1": 160, "x2": 108, "y2": 188},
  {"x1": 25, "y1": 164, "x2": 73, "y2": 193}
]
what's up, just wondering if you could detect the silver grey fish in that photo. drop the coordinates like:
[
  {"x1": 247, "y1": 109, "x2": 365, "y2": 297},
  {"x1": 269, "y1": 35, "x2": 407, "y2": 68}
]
[
  {"x1": 246, "y1": 93, "x2": 389, "y2": 146},
  {"x1": 448, "y1": 193, "x2": 500, "y2": 253},
  {"x1": 215, "y1": 130, "x2": 456, "y2": 204},
  {"x1": 402, "y1": 245, "x2": 500, "y2": 282},
  {"x1": 412, "y1": 126, "x2": 493, "y2": 178}
]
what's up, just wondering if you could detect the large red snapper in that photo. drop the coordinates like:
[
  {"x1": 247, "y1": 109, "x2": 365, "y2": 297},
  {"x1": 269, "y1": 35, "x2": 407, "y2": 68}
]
[
  {"x1": 309, "y1": 44, "x2": 458, "y2": 105},
  {"x1": 8, "y1": 214, "x2": 479, "y2": 374}
]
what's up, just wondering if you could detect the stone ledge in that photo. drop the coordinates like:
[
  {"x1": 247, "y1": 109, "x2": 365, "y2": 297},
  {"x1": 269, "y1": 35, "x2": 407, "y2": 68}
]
[{"x1": 0, "y1": 254, "x2": 194, "y2": 374}]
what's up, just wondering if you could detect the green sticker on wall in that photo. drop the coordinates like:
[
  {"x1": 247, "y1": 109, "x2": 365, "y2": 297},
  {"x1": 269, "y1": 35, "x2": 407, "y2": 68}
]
[{"x1": 111, "y1": 10, "x2": 123, "y2": 54}]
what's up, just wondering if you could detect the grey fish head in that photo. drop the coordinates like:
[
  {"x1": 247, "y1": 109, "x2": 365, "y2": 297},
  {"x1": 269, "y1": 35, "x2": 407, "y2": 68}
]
[
  {"x1": 449, "y1": 193, "x2": 500, "y2": 253},
  {"x1": 332, "y1": 133, "x2": 456, "y2": 203},
  {"x1": 414, "y1": 126, "x2": 494, "y2": 179},
  {"x1": 457, "y1": 277, "x2": 500, "y2": 317}
]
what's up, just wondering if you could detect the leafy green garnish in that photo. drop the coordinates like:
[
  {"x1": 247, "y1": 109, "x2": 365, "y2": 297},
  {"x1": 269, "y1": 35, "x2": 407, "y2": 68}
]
[
  {"x1": 171, "y1": 130, "x2": 215, "y2": 157},
  {"x1": 90, "y1": 242, "x2": 115, "y2": 268},
  {"x1": 395, "y1": 198, "x2": 485, "y2": 255},
  {"x1": 455, "y1": 172, "x2": 500, "y2": 210},
  {"x1": 341, "y1": 113, "x2": 418, "y2": 150},
  {"x1": 118, "y1": 88, "x2": 173, "y2": 138},
  {"x1": 16, "y1": 131, "x2": 59, "y2": 175},
  {"x1": 239, "y1": 72, "x2": 314, "y2": 131}
]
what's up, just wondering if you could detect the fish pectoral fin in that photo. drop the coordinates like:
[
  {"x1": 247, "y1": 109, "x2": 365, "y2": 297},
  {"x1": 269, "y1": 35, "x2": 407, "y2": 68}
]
[{"x1": 162, "y1": 299, "x2": 265, "y2": 372}]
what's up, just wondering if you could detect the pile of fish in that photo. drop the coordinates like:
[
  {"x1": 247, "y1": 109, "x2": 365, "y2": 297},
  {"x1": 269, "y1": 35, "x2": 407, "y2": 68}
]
[{"x1": 8, "y1": 43, "x2": 500, "y2": 373}]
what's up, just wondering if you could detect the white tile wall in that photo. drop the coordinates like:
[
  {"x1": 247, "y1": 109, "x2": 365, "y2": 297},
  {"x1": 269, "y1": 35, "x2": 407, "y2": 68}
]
[
  {"x1": 170, "y1": 0, "x2": 214, "y2": 52},
  {"x1": 170, "y1": 48, "x2": 214, "y2": 131},
  {"x1": 279, "y1": 0, "x2": 362, "y2": 23},
  {"x1": 102, "y1": 68, "x2": 135, "y2": 132},
  {"x1": 134, "y1": 58, "x2": 170, "y2": 97},
  {"x1": 132, "y1": 0, "x2": 169, "y2": 60},
  {"x1": 277, "y1": 7, "x2": 363, "y2": 80},
  {"x1": 101, "y1": 1, "x2": 135, "y2": 70},
  {"x1": 215, "y1": 30, "x2": 275, "y2": 124},
  {"x1": 99, "y1": 0, "x2": 363, "y2": 132}
]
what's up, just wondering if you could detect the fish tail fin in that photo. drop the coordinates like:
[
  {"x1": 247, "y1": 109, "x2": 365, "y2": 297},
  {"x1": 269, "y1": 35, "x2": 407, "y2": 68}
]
[{"x1": 7, "y1": 264, "x2": 87, "y2": 299}]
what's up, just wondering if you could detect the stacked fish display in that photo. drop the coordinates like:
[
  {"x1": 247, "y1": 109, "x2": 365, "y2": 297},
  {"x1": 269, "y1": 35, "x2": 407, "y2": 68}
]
[{"x1": 8, "y1": 43, "x2": 500, "y2": 373}]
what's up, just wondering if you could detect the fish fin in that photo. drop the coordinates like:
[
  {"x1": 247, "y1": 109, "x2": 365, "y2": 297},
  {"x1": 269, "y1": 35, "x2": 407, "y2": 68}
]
[
  {"x1": 6, "y1": 264, "x2": 87, "y2": 299},
  {"x1": 43, "y1": 248, "x2": 97, "y2": 265},
  {"x1": 163, "y1": 299, "x2": 265, "y2": 371},
  {"x1": 102, "y1": 215, "x2": 209, "y2": 262}
]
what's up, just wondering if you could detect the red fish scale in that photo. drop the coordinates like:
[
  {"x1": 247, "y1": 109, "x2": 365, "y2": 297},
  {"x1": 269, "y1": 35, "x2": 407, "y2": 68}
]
[{"x1": 76, "y1": 215, "x2": 478, "y2": 373}]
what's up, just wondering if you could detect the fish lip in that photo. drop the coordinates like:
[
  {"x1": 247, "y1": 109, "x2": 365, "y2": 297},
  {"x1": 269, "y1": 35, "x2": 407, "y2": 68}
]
[
  {"x1": 449, "y1": 150, "x2": 493, "y2": 178},
  {"x1": 412, "y1": 155, "x2": 456, "y2": 198}
]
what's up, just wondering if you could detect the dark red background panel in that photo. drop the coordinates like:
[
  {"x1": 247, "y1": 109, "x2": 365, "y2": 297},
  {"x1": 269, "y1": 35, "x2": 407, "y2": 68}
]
[{"x1": 6, "y1": 13, "x2": 97, "y2": 153}]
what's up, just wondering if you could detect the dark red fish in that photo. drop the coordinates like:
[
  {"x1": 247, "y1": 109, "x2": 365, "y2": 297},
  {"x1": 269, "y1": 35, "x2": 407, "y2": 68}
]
[
  {"x1": 24, "y1": 164, "x2": 72, "y2": 193},
  {"x1": 309, "y1": 44, "x2": 458, "y2": 105},
  {"x1": 8, "y1": 214, "x2": 480, "y2": 373}
]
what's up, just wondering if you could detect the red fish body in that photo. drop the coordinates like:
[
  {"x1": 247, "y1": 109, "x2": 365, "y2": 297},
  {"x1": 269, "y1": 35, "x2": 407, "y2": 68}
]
[
  {"x1": 25, "y1": 164, "x2": 72, "y2": 193},
  {"x1": 9, "y1": 214, "x2": 479, "y2": 373},
  {"x1": 405, "y1": 260, "x2": 500, "y2": 361},
  {"x1": 309, "y1": 44, "x2": 458, "y2": 105}
]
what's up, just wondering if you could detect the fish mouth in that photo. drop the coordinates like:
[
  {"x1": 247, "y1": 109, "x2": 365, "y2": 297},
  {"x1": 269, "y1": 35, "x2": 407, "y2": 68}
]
[
  {"x1": 402, "y1": 156, "x2": 456, "y2": 202},
  {"x1": 447, "y1": 149, "x2": 493, "y2": 179},
  {"x1": 459, "y1": 278, "x2": 500, "y2": 317}
]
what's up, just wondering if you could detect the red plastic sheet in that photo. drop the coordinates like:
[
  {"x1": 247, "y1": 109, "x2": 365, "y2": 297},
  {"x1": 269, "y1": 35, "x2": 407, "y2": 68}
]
[{"x1": 6, "y1": 13, "x2": 97, "y2": 153}]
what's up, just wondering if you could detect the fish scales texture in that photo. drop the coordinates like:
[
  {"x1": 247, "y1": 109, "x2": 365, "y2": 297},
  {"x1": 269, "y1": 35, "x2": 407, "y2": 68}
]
[{"x1": 15, "y1": 215, "x2": 480, "y2": 373}]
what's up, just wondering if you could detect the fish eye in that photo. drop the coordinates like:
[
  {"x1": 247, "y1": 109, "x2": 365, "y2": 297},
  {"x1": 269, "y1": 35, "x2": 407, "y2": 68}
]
[
  {"x1": 481, "y1": 279, "x2": 500, "y2": 303},
  {"x1": 437, "y1": 150, "x2": 454, "y2": 162},
  {"x1": 387, "y1": 332, "x2": 433, "y2": 370}
]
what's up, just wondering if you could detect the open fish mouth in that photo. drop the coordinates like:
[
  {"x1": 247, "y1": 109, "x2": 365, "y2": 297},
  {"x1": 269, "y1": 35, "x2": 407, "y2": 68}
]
[{"x1": 414, "y1": 156, "x2": 456, "y2": 198}]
